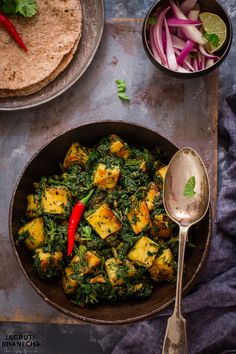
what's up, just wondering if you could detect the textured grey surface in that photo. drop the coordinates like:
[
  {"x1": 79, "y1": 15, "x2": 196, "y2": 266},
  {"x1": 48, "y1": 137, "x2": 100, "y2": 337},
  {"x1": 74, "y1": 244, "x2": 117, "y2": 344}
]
[
  {"x1": 0, "y1": 19, "x2": 217, "y2": 326},
  {"x1": 0, "y1": 0, "x2": 235, "y2": 353}
]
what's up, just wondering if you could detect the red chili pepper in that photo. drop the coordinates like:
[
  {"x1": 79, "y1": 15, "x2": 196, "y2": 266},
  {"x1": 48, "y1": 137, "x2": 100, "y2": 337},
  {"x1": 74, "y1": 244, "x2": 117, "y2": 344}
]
[
  {"x1": 67, "y1": 189, "x2": 94, "y2": 256},
  {"x1": 0, "y1": 12, "x2": 28, "y2": 51}
]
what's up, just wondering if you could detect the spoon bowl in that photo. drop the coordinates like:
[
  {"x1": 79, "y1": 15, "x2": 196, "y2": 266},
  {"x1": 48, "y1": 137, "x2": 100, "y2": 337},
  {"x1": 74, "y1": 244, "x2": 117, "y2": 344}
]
[
  {"x1": 163, "y1": 147, "x2": 210, "y2": 227},
  {"x1": 162, "y1": 147, "x2": 210, "y2": 354}
]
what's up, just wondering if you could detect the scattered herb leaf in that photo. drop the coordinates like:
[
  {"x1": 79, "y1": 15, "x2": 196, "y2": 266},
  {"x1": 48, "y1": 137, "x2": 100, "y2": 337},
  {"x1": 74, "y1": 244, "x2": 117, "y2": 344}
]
[
  {"x1": 183, "y1": 176, "x2": 196, "y2": 197},
  {"x1": 0, "y1": 0, "x2": 37, "y2": 17},
  {"x1": 1, "y1": 0, "x2": 16, "y2": 14},
  {"x1": 203, "y1": 32, "x2": 220, "y2": 48},
  {"x1": 116, "y1": 80, "x2": 130, "y2": 101},
  {"x1": 118, "y1": 92, "x2": 130, "y2": 101},
  {"x1": 148, "y1": 16, "x2": 157, "y2": 26}
]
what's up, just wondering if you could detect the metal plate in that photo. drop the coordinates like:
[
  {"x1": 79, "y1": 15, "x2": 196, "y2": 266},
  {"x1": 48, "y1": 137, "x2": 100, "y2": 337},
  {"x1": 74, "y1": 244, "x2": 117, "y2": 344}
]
[{"x1": 0, "y1": 0, "x2": 104, "y2": 111}]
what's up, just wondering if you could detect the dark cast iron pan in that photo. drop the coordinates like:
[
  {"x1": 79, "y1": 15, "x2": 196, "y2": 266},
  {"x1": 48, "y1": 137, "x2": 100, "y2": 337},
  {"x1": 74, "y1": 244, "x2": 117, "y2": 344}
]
[{"x1": 9, "y1": 121, "x2": 211, "y2": 324}]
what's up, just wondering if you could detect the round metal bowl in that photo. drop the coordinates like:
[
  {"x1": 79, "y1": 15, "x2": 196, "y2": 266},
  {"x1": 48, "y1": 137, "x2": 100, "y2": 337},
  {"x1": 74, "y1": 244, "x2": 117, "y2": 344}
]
[
  {"x1": 142, "y1": 0, "x2": 233, "y2": 78},
  {"x1": 9, "y1": 121, "x2": 211, "y2": 324}
]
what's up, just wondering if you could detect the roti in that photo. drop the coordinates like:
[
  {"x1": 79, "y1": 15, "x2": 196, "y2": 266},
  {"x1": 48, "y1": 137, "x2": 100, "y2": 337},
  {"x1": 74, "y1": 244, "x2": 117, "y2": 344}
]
[
  {"x1": 0, "y1": 37, "x2": 80, "y2": 98},
  {"x1": 0, "y1": 0, "x2": 82, "y2": 97}
]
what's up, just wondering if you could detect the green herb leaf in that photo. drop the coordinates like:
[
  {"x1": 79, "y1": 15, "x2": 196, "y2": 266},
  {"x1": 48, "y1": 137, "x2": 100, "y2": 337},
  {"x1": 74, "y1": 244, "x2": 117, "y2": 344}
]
[
  {"x1": 203, "y1": 32, "x2": 220, "y2": 48},
  {"x1": 116, "y1": 80, "x2": 126, "y2": 92},
  {"x1": 81, "y1": 225, "x2": 92, "y2": 240},
  {"x1": 148, "y1": 16, "x2": 157, "y2": 26},
  {"x1": 116, "y1": 80, "x2": 130, "y2": 101},
  {"x1": 183, "y1": 176, "x2": 196, "y2": 197},
  {"x1": 118, "y1": 92, "x2": 130, "y2": 101},
  {"x1": 1, "y1": 0, "x2": 16, "y2": 14},
  {"x1": 15, "y1": 0, "x2": 37, "y2": 17}
]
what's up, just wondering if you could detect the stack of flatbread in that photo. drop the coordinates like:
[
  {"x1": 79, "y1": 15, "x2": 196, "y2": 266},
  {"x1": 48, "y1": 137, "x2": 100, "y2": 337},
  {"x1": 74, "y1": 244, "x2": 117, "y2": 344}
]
[{"x1": 0, "y1": 0, "x2": 82, "y2": 97}]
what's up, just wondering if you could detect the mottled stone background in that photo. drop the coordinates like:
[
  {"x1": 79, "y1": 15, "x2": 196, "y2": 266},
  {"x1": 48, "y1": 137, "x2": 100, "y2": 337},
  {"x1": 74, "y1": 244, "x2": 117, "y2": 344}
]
[{"x1": 0, "y1": 1, "x2": 235, "y2": 353}]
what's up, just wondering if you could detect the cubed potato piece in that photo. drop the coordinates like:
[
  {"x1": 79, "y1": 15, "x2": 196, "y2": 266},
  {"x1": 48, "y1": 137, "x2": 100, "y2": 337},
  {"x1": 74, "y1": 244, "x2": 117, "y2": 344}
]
[
  {"x1": 90, "y1": 275, "x2": 106, "y2": 284},
  {"x1": 26, "y1": 194, "x2": 39, "y2": 217},
  {"x1": 71, "y1": 251, "x2": 101, "y2": 275},
  {"x1": 34, "y1": 248, "x2": 63, "y2": 276},
  {"x1": 151, "y1": 214, "x2": 173, "y2": 238},
  {"x1": 105, "y1": 258, "x2": 124, "y2": 286},
  {"x1": 148, "y1": 249, "x2": 175, "y2": 281},
  {"x1": 85, "y1": 251, "x2": 101, "y2": 268},
  {"x1": 18, "y1": 217, "x2": 45, "y2": 251},
  {"x1": 62, "y1": 266, "x2": 79, "y2": 295},
  {"x1": 145, "y1": 182, "x2": 160, "y2": 211},
  {"x1": 130, "y1": 283, "x2": 143, "y2": 293},
  {"x1": 110, "y1": 134, "x2": 130, "y2": 159},
  {"x1": 71, "y1": 254, "x2": 88, "y2": 275},
  {"x1": 63, "y1": 143, "x2": 89, "y2": 169},
  {"x1": 128, "y1": 236, "x2": 159, "y2": 267},
  {"x1": 41, "y1": 186, "x2": 70, "y2": 215},
  {"x1": 127, "y1": 199, "x2": 150, "y2": 234},
  {"x1": 93, "y1": 163, "x2": 120, "y2": 189},
  {"x1": 157, "y1": 165, "x2": 168, "y2": 180},
  {"x1": 86, "y1": 203, "x2": 122, "y2": 239}
]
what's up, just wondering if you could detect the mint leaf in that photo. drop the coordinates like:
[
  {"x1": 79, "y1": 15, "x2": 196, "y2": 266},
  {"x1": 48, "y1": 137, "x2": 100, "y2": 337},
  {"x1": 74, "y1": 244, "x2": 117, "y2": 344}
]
[
  {"x1": 183, "y1": 176, "x2": 196, "y2": 197},
  {"x1": 116, "y1": 80, "x2": 130, "y2": 101},
  {"x1": 15, "y1": 0, "x2": 37, "y2": 17},
  {"x1": 148, "y1": 16, "x2": 157, "y2": 26},
  {"x1": 203, "y1": 32, "x2": 220, "y2": 48}
]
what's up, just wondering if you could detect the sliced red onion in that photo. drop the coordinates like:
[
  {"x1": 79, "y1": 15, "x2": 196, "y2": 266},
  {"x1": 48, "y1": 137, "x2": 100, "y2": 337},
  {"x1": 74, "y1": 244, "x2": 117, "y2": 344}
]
[
  {"x1": 167, "y1": 18, "x2": 202, "y2": 26},
  {"x1": 177, "y1": 40, "x2": 195, "y2": 65},
  {"x1": 187, "y1": 9, "x2": 200, "y2": 21},
  {"x1": 177, "y1": 28, "x2": 186, "y2": 40},
  {"x1": 184, "y1": 55, "x2": 195, "y2": 71},
  {"x1": 149, "y1": 25, "x2": 162, "y2": 63},
  {"x1": 169, "y1": 26, "x2": 177, "y2": 35},
  {"x1": 201, "y1": 52, "x2": 206, "y2": 70},
  {"x1": 198, "y1": 60, "x2": 202, "y2": 70},
  {"x1": 193, "y1": 58, "x2": 198, "y2": 71},
  {"x1": 199, "y1": 45, "x2": 219, "y2": 60},
  {"x1": 170, "y1": 1, "x2": 206, "y2": 45},
  {"x1": 180, "y1": 0, "x2": 198, "y2": 14},
  {"x1": 206, "y1": 59, "x2": 215, "y2": 68},
  {"x1": 171, "y1": 34, "x2": 186, "y2": 50},
  {"x1": 197, "y1": 52, "x2": 202, "y2": 70},
  {"x1": 162, "y1": 30, "x2": 167, "y2": 54},
  {"x1": 164, "y1": 17, "x2": 178, "y2": 71},
  {"x1": 177, "y1": 65, "x2": 191, "y2": 73},
  {"x1": 153, "y1": 7, "x2": 170, "y2": 65},
  {"x1": 174, "y1": 47, "x2": 181, "y2": 55}
]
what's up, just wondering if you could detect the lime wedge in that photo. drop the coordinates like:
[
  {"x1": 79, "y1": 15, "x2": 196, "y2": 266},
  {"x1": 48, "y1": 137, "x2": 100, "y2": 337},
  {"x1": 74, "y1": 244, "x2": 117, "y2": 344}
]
[{"x1": 199, "y1": 12, "x2": 227, "y2": 52}]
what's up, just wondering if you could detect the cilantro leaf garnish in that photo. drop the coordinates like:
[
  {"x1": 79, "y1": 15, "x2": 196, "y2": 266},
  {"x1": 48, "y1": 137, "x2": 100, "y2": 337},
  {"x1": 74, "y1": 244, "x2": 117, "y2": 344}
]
[
  {"x1": 116, "y1": 80, "x2": 130, "y2": 102},
  {"x1": 148, "y1": 16, "x2": 157, "y2": 26},
  {"x1": 118, "y1": 92, "x2": 130, "y2": 101},
  {"x1": 0, "y1": 0, "x2": 37, "y2": 17},
  {"x1": 203, "y1": 32, "x2": 220, "y2": 48},
  {"x1": 16, "y1": 0, "x2": 37, "y2": 17},
  {"x1": 183, "y1": 176, "x2": 196, "y2": 197},
  {"x1": 1, "y1": 0, "x2": 16, "y2": 14}
]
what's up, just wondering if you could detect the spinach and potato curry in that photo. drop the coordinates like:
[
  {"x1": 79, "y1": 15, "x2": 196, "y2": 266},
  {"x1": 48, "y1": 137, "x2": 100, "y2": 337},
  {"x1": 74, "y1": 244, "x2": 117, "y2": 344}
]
[{"x1": 17, "y1": 134, "x2": 180, "y2": 307}]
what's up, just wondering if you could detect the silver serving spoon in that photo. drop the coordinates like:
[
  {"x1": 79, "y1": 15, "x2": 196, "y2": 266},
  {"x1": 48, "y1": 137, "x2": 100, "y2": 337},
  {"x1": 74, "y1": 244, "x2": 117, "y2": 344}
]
[{"x1": 162, "y1": 147, "x2": 210, "y2": 354}]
